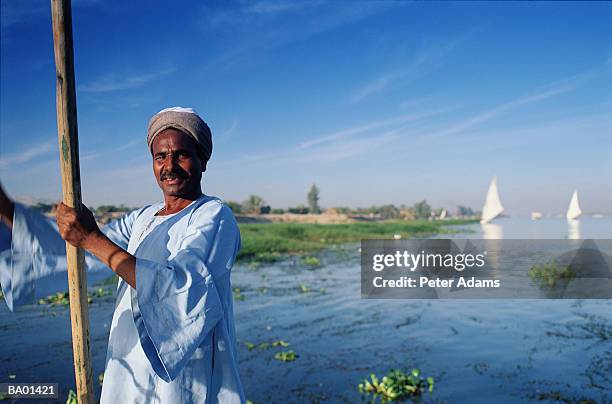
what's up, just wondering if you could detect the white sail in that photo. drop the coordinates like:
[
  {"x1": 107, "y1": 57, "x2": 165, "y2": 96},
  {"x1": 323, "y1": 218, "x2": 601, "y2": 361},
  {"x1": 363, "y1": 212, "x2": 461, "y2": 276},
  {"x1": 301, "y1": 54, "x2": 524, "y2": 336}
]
[
  {"x1": 480, "y1": 176, "x2": 504, "y2": 224},
  {"x1": 566, "y1": 190, "x2": 582, "y2": 220}
]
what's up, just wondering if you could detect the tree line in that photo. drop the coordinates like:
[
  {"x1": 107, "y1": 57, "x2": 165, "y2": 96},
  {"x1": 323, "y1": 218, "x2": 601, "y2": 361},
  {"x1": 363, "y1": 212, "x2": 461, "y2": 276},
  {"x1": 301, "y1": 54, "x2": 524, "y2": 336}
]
[
  {"x1": 226, "y1": 185, "x2": 477, "y2": 219},
  {"x1": 28, "y1": 184, "x2": 477, "y2": 220}
]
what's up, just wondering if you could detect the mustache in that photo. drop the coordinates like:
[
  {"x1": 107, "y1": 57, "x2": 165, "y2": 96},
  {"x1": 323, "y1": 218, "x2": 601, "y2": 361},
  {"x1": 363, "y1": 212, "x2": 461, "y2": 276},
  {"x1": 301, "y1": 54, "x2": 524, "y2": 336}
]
[{"x1": 160, "y1": 171, "x2": 188, "y2": 181}]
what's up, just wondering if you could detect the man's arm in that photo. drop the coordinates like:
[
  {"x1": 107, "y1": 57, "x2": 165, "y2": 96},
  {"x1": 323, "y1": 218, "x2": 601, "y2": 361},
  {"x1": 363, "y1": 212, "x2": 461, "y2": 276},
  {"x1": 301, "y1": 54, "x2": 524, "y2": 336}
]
[
  {"x1": 56, "y1": 202, "x2": 137, "y2": 288},
  {"x1": 0, "y1": 182, "x2": 145, "y2": 310},
  {"x1": 1, "y1": 182, "x2": 137, "y2": 289}
]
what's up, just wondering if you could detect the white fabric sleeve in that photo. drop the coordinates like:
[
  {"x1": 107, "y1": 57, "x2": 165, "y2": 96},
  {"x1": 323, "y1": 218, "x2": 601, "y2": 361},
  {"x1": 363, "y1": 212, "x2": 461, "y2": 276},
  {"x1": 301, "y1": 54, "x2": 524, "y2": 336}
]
[{"x1": 0, "y1": 203, "x2": 146, "y2": 311}]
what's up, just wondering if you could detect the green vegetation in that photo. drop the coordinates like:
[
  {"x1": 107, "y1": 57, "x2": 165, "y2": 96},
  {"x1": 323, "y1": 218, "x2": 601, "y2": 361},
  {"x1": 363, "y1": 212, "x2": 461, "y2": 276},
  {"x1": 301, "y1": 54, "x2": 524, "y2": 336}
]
[
  {"x1": 38, "y1": 292, "x2": 70, "y2": 306},
  {"x1": 226, "y1": 200, "x2": 243, "y2": 214},
  {"x1": 358, "y1": 369, "x2": 434, "y2": 403},
  {"x1": 307, "y1": 184, "x2": 321, "y2": 214},
  {"x1": 66, "y1": 390, "x2": 77, "y2": 404},
  {"x1": 226, "y1": 185, "x2": 477, "y2": 219},
  {"x1": 411, "y1": 200, "x2": 431, "y2": 219},
  {"x1": 288, "y1": 205, "x2": 309, "y2": 214},
  {"x1": 232, "y1": 287, "x2": 246, "y2": 301},
  {"x1": 243, "y1": 195, "x2": 266, "y2": 214},
  {"x1": 90, "y1": 287, "x2": 113, "y2": 300},
  {"x1": 457, "y1": 205, "x2": 475, "y2": 217},
  {"x1": 95, "y1": 204, "x2": 130, "y2": 215},
  {"x1": 252, "y1": 251, "x2": 282, "y2": 263},
  {"x1": 38, "y1": 287, "x2": 113, "y2": 306},
  {"x1": 97, "y1": 274, "x2": 119, "y2": 286},
  {"x1": 245, "y1": 339, "x2": 290, "y2": 351},
  {"x1": 529, "y1": 260, "x2": 575, "y2": 288},
  {"x1": 300, "y1": 255, "x2": 321, "y2": 267},
  {"x1": 237, "y1": 219, "x2": 474, "y2": 262},
  {"x1": 274, "y1": 350, "x2": 297, "y2": 362}
]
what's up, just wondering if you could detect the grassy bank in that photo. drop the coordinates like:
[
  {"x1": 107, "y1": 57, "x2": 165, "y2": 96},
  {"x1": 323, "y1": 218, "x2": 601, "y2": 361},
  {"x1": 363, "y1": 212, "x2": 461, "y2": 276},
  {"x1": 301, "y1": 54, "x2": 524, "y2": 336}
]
[{"x1": 237, "y1": 219, "x2": 476, "y2": 263}]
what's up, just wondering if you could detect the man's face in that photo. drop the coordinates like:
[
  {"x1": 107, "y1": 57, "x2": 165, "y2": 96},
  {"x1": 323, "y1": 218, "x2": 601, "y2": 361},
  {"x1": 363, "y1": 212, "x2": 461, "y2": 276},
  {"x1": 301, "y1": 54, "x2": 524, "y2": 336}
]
[{"x1": 151, "y1": 128, "x2": 205, "y2": 198}]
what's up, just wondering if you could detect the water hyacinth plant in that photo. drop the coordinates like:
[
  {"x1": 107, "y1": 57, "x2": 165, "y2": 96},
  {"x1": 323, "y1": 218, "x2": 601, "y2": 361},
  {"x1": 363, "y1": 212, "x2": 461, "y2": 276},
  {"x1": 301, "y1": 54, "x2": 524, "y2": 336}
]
[
  {"x1": 529, "y1": 260, "x2": 575, "y2": 288},
  {"x1": 65, "y1": 390, "x2": 77, "y2": 404},
  {"x1": 233, "y1": 287, "x2": 246, "y2": 301},
  {"x1": 274, "y1": 350, "x2": 297, "y2": 362},
  {"x1": 38, "y1": 292, "x2": 70, "y2": 306},
  {"x1": 38, "y1": 287, "x2": 113, "y2": 306},
  {"x1": 358, "y1": 368, "x2": 434, "y2": 403},
  {"x1": 245, "y1": 340, "x2": 290, "y2": 351},
  {"x1": 300, "y1": 255, "x2": 321, "y2": 267}
]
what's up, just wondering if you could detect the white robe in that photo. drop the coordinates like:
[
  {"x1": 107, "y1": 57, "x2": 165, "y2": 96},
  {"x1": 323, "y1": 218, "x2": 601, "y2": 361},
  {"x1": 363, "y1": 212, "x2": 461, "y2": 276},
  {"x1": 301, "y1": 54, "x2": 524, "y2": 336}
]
[{"x1": 0, "y1": 195, "x2": 245, "y2": 403}]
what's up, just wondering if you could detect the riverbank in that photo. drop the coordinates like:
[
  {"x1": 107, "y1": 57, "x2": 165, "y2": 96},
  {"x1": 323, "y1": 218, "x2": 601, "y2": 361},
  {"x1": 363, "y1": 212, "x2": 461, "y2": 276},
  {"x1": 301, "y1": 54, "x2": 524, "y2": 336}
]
[{"x1": 237, "y1": 219, "x2": 477, "y2": 263}]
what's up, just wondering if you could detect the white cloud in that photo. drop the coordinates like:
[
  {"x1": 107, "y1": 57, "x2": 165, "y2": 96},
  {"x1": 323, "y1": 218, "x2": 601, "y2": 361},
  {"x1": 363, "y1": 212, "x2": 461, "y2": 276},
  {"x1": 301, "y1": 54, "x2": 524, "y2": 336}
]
[
  {"x1": 0, "y1": 140, "x2": 55, "y2": 169},
  {"x1": 219, "y1": 119, "x2": 239, "y2": 138},
  {"x1": 424, "y1": 68, "x2": 602, "y2": 141},
  {"x1": 79, "y1": 68, "x2": 175, "y2": 93},
  {"x1": 245, "y1": 1, "x2": 312, "y2": 16},
  {"x1": 349, "y1": 37, "x2": 466, "y2": 104},
  {"x1": 202, "y1": 2, "x2": 400, "y2": 70},
  {"x1": 299, "y1": 106, "x2": 456, "y2": 149}
]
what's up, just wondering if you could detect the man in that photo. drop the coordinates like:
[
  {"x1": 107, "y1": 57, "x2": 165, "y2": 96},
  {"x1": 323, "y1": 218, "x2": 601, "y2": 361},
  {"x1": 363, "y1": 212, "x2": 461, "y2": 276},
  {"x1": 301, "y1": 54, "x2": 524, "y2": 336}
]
[{"x1": 0, "y1": 107, "x2": 245, "y2": 403}]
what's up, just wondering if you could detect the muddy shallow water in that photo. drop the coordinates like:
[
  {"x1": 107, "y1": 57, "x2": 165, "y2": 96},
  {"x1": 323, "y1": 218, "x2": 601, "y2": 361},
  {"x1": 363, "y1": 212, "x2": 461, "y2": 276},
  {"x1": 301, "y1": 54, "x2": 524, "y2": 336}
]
[{"x1": 1, "y1": 222, "x2": 611, "y2": 403}]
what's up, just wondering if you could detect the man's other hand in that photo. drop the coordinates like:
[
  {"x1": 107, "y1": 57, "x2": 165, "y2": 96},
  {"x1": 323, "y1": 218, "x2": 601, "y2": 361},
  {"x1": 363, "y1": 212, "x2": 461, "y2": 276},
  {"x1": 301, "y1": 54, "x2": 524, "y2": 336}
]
[{"x1": 56, "y1": 202, "x2": 102, "y2": 249}]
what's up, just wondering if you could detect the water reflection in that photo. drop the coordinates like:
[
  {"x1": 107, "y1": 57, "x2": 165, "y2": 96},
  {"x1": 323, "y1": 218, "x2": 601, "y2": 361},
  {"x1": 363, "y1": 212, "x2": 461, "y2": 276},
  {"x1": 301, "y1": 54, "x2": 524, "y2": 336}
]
[
  {"x1": 481, "y1": 223, "x2": 503, "y2": 239},
  {"x1": 567, "y1": 219, "x2": 581, "y2": 240},
  {"x1": 460, "y1": 217, "x2": 612, "y2": 240},
  {"x1": 481, "y1": 223, "x2": 503, "y2": 271}
]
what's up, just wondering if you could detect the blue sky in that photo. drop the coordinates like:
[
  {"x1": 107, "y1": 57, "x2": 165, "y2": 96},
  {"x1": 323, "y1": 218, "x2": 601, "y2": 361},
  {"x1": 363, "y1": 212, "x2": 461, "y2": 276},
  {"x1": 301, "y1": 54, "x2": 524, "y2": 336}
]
[{"x1": 1, "y1": 1, "x2": 610, "y2": 214}]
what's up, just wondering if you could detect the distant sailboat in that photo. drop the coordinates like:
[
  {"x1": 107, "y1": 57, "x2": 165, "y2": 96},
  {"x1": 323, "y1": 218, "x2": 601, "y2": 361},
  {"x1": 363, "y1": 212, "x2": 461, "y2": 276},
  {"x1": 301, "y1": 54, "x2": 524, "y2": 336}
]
[
  {"x1": 480, "y1": 176, "x2": 504, "y2": 224},
  {"x1": 566, "y1": 190, "x2": 582, "y2": 220},
  {"x1": 531, "y1": 212, "x2": 542, "y2": 220}
]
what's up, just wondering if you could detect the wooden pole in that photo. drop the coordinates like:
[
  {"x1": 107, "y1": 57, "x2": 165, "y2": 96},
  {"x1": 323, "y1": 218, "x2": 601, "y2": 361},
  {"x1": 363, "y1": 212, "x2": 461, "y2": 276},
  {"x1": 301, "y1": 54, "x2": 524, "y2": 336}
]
[{"x1": 50, "y1": 0, "x2": 94, "y2": 402}]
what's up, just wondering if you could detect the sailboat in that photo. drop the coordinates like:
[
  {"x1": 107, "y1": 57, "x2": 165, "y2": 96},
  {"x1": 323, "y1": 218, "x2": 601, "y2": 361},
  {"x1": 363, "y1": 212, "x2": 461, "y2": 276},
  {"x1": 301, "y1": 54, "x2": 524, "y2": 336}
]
[
  {"x1": 531, "y1": 212, "x2": 542, "y2": 220},
  {"x1": 480, "y1": 176, "x2": 504, "y2": 224},
  {"x1": 566, "y1": 190, "x2": 582, "y2": 220}
]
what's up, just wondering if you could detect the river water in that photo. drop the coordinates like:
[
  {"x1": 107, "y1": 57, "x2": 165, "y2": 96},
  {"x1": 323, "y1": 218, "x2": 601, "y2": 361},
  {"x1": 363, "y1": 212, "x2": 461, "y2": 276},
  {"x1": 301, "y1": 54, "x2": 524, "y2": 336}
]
[{"x1": 1, "y1": 218, "x2": 610, "y2": 403}]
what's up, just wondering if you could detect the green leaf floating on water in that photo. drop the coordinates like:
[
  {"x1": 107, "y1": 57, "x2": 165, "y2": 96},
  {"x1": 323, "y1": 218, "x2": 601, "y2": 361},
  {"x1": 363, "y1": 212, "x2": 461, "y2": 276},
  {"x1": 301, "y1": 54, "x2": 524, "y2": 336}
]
[
  {"x1": 38, "y1": 287, "x2": 114, "y2": 306},
  {"x1": 232, "y1": 287, "x2": 246, "y2": 301},
  {"x1": 38, "y1": 292, "x2": 70, "y2": 306},
  {"x1": 300, "y1": 255, "x2": 320, "y2": 267},
  {"x1": 245, "y1": 339, "x2": 290, "y2": 352},
  {"x1": 274, "y1": 350, "x2": 297, "y2": 362},
  {"x1": 358, "y1": 368, "x2": 434, "y2": 403},
  {"x1": 271, "y1": 340, "x2": 290, "y2": 347},
  {"x1": 66, "y1": 390, "x2": 77, "y2": 404}
]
